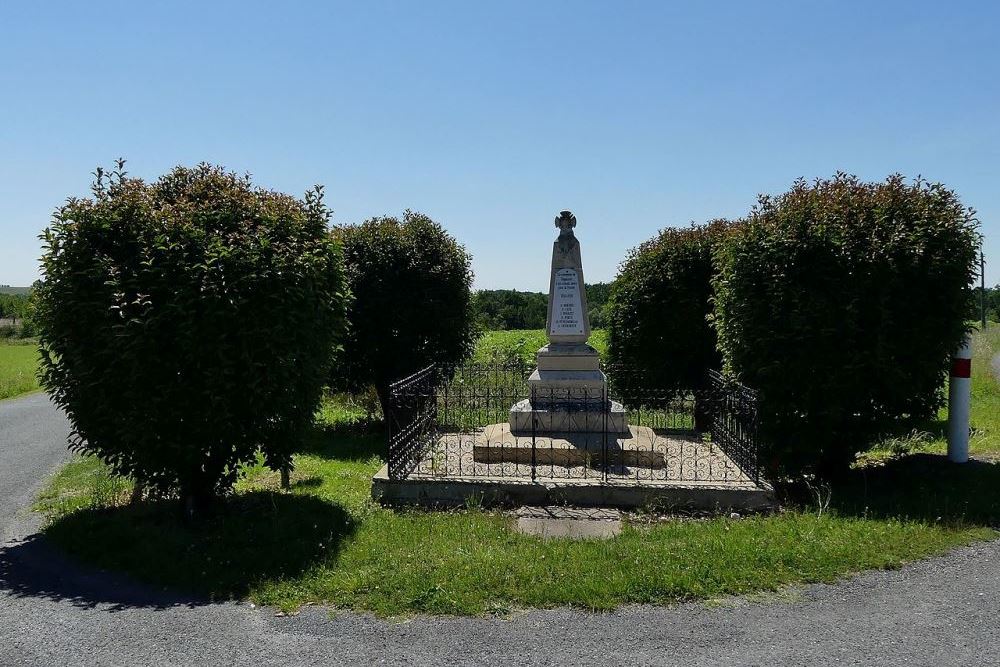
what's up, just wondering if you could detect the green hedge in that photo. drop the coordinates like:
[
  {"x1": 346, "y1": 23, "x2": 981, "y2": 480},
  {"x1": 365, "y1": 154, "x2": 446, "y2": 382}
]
[
  {"x1": 36, "y1": 163, "x2": 347, "y2": 510},
  {"x1": 713, "y1": 174, "x2": 980, "y2": 474},
  {"x1": 332, "y1": 211, "x2": 476, "y2": 413},
  {"x1": 607, "y1": 220, "x2": 735, "y2": 395}
]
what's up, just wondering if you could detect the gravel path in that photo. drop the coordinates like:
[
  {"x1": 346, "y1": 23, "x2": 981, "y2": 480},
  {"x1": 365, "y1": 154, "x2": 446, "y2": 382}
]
[{"x1": 2, "y1": 393, "x2": 999, "y2": 666}]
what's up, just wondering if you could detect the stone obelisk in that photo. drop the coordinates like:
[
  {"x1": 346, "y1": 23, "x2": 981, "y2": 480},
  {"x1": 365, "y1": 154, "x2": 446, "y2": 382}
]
[{"x1": 509, "y1": 211, "x2": 627, "y2": 434}]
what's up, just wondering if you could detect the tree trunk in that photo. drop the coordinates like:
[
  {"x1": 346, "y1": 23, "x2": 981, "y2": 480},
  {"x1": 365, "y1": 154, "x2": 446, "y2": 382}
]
[
  {"x1": 181, "y1": 487, "x2": 215, "y2": 521},
  {"x1": 375, "y1": 383, "x2": 392, "y2": 427},
  {"x1": 693, "y1": 391, "x2": 713, "y2": 433},
  {"x1": 181, "y1": 465, "x2": 219, "y2": 521}
]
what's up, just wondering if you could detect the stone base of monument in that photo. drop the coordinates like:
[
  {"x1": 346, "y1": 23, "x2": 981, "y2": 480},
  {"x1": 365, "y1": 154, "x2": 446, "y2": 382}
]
[
  {"x1": 535, "y1": 343, "x2": 601, "y2": 371},
  {"x1": 473, "y1": 423, "x2": 666, "y2": 467},
  {"x1": 508, "y1": 398, "x2": 628, "y2": 434},
  {"x1": 371, "y1": 462, "x2": 774, "y2": 512}
]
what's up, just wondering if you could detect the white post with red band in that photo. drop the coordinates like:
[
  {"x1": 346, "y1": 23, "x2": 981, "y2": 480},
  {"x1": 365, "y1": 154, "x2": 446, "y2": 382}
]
[{"x1": 947, "y1": 333, "x2": 972, "y2": 463}]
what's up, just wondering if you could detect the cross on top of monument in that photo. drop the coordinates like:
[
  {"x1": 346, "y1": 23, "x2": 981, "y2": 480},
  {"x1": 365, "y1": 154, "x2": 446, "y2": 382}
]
[{"x1": 555, "y1": 210, "x2": 577, "y2": 235}]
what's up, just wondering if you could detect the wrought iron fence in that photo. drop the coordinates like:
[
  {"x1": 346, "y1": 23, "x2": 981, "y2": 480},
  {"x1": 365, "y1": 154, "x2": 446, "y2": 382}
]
[
  {"x1": 705, "y1": 369, "x2": 760, "y2": 482},
  {"x1": 387, "y1": 362, "x2": 763, "y2": 486}
]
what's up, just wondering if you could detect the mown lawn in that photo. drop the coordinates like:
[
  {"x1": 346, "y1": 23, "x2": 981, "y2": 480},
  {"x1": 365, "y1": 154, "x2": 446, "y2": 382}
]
[
  {"x1": 0, "y1": 340, "x2": 39, "y2": 400},
  {"x1": 33, "y1": 325, "x2": 1000, "y2": 616}
]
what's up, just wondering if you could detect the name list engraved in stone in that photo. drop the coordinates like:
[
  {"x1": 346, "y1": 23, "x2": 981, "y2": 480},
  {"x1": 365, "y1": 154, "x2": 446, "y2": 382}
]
[{"x1": 549, "y1": 268, "x2": 584, "y2": 335}]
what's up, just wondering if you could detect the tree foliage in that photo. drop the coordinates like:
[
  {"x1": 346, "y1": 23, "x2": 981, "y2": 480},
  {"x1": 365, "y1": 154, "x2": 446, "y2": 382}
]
[
  {"x1": 0, "y1": 293, "x2": 31, "y2": 321},
  {"x1": 332, "y1": 211, "x2": 476, "y2": 411},
  {"x1": 713, "y1": 174, "x2": 980, "y2": 474},
  {"x1": 35, "y1": 163, "x2": 347, "y2": 511},
  {"x1": 607, "y1": 221, "x2": 735, "y2": 394},
  {"x1": 472, "y1": 284, "x2": 612, "y2": 331},
  {"x1": 972, "y1": 285, "x2": 1000, "y2": 323},
  {"x1": 0, "y1": 292, "x2": 36, "y2": 338},
  {"x1": 472, "y1": 289, "x2": 547, "y2": 330}
]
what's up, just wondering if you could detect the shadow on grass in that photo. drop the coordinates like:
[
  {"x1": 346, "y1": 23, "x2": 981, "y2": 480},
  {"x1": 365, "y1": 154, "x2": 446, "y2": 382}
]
[
  {"x1": 795, "y1": 454, "x2": 1000, "y2": 527},
  {"x1": 0, "y1": 491, "x2": 354, "y2": 611},
  {"x1": 299, "y1": 417, "x2": 385, "y2": 462}
]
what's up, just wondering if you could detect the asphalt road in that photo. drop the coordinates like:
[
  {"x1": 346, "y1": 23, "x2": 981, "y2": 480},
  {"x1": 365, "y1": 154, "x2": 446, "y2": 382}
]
[
  {"x1": 0, "y1": 392, "x2": 71, "y2": 543},
  {"x1": 2, "y1": 392, "x2": 999, "y2": 666}
]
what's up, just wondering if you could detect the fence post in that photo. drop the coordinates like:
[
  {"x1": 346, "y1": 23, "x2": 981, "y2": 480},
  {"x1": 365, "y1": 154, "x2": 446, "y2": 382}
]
[
  {"x1": 948, "y1": 333, "x2": 973, "y2": 463},
  {"x1": 601, "y1": 386, "x2": 608, "y2": 483},
  {"x1": 530, "y1": 386, "x2": 537, "y2": 483}
]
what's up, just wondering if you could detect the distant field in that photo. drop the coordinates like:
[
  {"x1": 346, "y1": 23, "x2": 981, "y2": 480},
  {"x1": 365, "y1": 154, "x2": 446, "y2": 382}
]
[
  {"x1": 0, "y1": 286, "x2": 31, "y2": 295},
  {"x1": 473, "y1": 328, "x2": 608, "y2": 364},
  {"x1": 0, "y1": 341, "x2": 40, "y2": 400}
]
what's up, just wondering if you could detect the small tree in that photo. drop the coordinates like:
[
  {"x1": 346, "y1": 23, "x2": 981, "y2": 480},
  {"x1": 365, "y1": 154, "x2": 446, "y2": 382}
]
[
  {"x1": 36, "y1": 162, "x2": 347, "y2": 514},
  {"x1": 713, "y1": 174, "x2": 979, "y2": 475},
  {"x1": 607, "y1": 220, "x2": 735, "y2": 397},
  {"x1": 332, "y1": 211, "x2": 476, "y2": 413}
]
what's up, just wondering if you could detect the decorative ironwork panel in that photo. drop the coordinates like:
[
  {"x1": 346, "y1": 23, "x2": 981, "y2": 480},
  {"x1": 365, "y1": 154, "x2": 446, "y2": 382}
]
[
  {"x1": 706, "y1": 369, "x2": 760, "y2": 483},
  {"x1": 386, "y1": 364, "x2": 438, "y2": 479}
]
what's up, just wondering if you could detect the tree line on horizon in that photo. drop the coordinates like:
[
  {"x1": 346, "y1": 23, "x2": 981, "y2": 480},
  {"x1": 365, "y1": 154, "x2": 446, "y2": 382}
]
[{"x1": 472, "y1": 283, "x2": 611, "y2": 331}]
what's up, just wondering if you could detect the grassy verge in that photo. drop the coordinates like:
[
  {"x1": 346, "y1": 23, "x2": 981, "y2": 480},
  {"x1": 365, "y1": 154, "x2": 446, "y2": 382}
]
[
  {"x1": 32, "y1": 326, "x2": 1000, "y2": 616},
  {"x1": 0, "y1": 340, "x2": 40, "y2": 400},
  {"x1": 862, "y1": 323, "x2": 1000, "y2": 460}
]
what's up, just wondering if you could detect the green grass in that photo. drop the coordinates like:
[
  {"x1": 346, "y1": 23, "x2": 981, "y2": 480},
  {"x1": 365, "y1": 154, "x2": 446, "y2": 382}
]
[
  {"x1": 31, "y1": 325, "x2": 1000, "y2": 616},
  {"x1": 862, "y1": 323, "x2": 1000, "y2": 460},
  {"x1": 0, "y1": 341, "x2": 40, "y2": 400},
  {"x1": 966, "y1": 323, "x2": 1000, "y2": 454},
  {"x1": 474, "y1": 328, "x2": 608, "y2": 364}
]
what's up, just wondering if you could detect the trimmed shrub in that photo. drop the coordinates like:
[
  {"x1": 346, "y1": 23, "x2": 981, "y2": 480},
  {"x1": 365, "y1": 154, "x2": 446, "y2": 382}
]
[
  {"x1": 607, "y1": 220, "x2": 735, "y2": 395},
  {"x1": 332, "y1": 211, "x2": 476, "y2": 413},
  {"x1": 36, "y1": 163, "x2": 347, "y2": 512},
  {"x1": 713, "y1": 174, "x2": 980, "y2": 474}
]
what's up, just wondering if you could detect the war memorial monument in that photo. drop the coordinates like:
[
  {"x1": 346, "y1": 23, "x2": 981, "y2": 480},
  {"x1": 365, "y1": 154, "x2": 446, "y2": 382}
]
[
  {"x1": 508, "y1": 210, "x2": 628, "y2": 435},
  {"x1": 372, "y1": 211, "x2": 770, "y2": 510}
]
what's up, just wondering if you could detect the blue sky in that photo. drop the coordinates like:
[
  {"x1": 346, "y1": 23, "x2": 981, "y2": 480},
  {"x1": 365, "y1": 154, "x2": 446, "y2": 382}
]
[{"x1": 1, "y1": 1, "x2": 997, "y2": 290}]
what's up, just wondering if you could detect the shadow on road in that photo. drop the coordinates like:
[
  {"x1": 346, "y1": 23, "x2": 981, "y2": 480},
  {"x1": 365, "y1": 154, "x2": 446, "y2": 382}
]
[
  {"x1": 0, "y1": 491, "x2": 355, "y2": 611},
  {"x1": 0, "y1": 531, "x2": 207, "y2": 612}
]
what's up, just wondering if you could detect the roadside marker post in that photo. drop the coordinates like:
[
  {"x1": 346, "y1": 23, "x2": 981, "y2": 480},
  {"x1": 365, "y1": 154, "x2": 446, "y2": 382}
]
[{"x1": 947, "y1": 333, "x2": 972, "y2": 463}]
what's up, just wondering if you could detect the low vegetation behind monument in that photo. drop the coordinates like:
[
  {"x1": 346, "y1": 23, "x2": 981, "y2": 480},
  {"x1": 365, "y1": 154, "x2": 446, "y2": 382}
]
[
  {"x1": 607, "y1": 219, "x2": 734, "y2": 396},
  {"x1": 330, "y1": 211, "x2": 477, "y2": 416}
]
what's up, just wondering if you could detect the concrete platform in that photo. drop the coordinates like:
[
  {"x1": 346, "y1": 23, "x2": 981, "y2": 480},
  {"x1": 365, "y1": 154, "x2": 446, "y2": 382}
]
[
  {"x1": 514, "y1": 506, "x2": 623, "y2": 539},
  {"x1": 431, "y1": 423, "x2": 747, "y2": 482},
  {"x1": 474, "y1": 423, "x2": 670, "y2": 467},
  {"x1": 371, "y1": 464, "x2": 774, "y2": 511}
]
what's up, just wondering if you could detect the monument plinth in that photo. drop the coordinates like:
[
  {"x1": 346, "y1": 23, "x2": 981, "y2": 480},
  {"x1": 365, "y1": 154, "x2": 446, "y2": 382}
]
[{"x1": 509, "y1": 211, "x2": 628, "y2": 434}]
